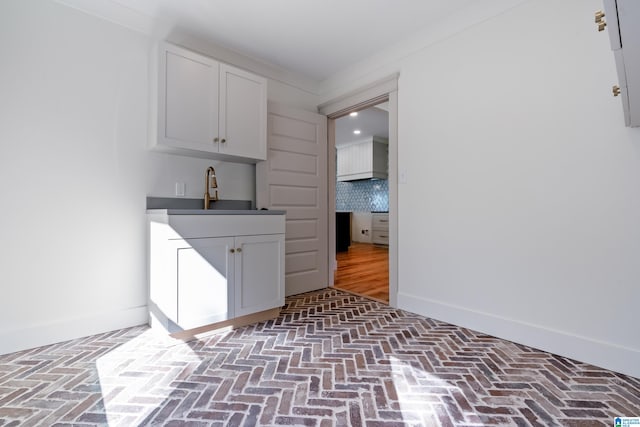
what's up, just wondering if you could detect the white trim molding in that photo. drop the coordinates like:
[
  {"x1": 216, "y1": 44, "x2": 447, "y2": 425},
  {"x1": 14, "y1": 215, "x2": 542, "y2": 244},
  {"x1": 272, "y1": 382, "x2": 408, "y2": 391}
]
[
  {"x1": 318, "y1": 74, "x2": 399, "y2": 118},
  {"x1": 0, "y1": 305, "x2": 148, "y2": 355}
]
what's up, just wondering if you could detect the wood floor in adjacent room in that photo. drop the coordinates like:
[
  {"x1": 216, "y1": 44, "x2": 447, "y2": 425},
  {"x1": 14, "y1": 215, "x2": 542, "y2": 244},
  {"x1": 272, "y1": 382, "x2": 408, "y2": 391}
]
[{"x1": 334, "y1": 242, "x2": 389, "y2": 303}]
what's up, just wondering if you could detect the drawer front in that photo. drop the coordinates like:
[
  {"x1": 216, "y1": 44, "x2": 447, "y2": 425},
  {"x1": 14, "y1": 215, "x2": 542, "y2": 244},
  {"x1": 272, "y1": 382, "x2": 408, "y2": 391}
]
[
  {"x1": 372, "y1": 214, "x2": 389, "y2": 230},
  {"x1": 372, "y1": 229, "x2": 389, "y2": 245}
]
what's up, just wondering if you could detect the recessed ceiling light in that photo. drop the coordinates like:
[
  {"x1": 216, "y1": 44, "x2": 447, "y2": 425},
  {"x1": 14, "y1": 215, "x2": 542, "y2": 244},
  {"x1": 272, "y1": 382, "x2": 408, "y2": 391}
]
[
  {"x1": 350, "y1": 112, "x2": 358, "y2": 117},
  {"x1": 353, "y1": 130, "x2": 361, "y2": 134}
]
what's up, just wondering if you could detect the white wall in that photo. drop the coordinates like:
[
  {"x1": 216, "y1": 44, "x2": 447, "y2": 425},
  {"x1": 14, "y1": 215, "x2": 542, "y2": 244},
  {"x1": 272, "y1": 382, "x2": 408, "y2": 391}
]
[
  {"x1": 0, "y1": 0, "x2": 319, "y2": 354},
  {"x1": 147, "y1": 153, "x2": 256, "y2": 201},
  {"x1": 325, "y1": 0, "x2": 640, "y2": 378}
]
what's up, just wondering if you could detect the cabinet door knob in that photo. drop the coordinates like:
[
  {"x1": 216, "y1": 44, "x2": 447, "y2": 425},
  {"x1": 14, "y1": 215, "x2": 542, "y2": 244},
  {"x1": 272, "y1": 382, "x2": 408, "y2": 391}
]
[
  {"x1": 214, "y1": 137, "x2": 219, "y2": 143},
  {"x1": 230, "y1": 248, "x2": 235, "y2": 253},
  {"x1": 598, "y1": 20, "x2": 607, "y2": 31},
  {"x1": 613, "y1": 85, "x2": 621, "y2": 97},
  {"x1": 236, "y1": 247, "x2": 242, "y2": 253},
  {"x1": 220, "y1": 138, "x2": 226, "y2": 143},
  {"x1": 595, "y1": 10, "x2": 605, "y2": 23}
]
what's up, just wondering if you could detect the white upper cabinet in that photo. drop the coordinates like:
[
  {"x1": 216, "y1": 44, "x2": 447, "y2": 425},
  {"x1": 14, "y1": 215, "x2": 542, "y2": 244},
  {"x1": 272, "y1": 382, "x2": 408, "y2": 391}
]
[
  {"x1": 152, "y1": 42, "x2": 267, "y2": 162},
  {"x1": 219, "y1": 64, "x2": 267, "y2": 160},
  {"x1": 160, "y1": 44, "x2": 220, "y2": 153},
  {"x1": 601, "y1": 0, "x2": 640, "y2": 127}
]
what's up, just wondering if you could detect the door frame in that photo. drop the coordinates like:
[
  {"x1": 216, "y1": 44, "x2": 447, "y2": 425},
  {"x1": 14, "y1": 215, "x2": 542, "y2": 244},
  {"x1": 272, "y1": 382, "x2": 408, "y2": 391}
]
[{"x1": 318, "y1": 74, "x2": 399, "y2": 308}]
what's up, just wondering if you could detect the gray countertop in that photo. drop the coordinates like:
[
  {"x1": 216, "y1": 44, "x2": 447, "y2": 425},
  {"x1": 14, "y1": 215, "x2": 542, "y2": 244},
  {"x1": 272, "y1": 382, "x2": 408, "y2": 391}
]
[
  {"x1": 146, "y1": 197, "x2": 285, "y2": 215},
  {"x1": 147, "y1": 209, "x2": 286, "y2": 215}
]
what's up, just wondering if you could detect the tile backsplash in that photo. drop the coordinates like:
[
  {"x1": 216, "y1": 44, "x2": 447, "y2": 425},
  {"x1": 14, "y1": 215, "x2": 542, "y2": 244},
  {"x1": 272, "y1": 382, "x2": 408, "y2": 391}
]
[{"x1": 336, "y1": 179, "x2": 389, "y2": 212}]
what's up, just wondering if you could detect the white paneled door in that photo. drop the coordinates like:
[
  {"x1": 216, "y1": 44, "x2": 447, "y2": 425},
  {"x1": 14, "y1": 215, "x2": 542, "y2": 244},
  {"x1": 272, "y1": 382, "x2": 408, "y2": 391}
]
[{"x1": 257, "y1": 102, "x2": 328, "y2": 296}]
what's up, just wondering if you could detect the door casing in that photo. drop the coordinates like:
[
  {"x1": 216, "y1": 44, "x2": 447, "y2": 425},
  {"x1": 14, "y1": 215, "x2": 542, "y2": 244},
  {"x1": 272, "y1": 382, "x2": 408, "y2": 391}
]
[{"x1": 319, "y1": 74, "x2": 399, "y2": 307}]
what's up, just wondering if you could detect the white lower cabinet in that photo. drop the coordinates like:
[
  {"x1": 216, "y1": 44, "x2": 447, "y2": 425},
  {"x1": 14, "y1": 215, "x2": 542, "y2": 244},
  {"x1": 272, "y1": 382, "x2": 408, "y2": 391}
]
[
  {"x1": 176, "y1": 237, "x2": 234, "y2": 330},
  {"x1": 148, "y1": 212, "x2": 285, "y2": 333},
  {"x1": 372, "y1": 213, "x2": 389, "y2": 245},
  {"x1": 234, "y1": 234, "x2": 284, "y2": 317}
]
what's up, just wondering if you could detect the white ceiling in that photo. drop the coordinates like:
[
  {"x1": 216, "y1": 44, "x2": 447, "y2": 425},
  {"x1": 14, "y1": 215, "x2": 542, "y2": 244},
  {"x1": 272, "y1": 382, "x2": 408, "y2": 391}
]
[
  {"x1": 98, "y1": 0, "x2": 477, "y2": 81},
  {"x1": 335, "y1": 105, "x2": 389, "y2": 147}
]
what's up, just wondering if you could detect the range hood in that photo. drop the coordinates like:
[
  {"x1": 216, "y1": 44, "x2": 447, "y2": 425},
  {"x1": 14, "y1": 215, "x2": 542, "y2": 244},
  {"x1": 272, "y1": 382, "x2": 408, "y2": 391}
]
[{"x1": 337, "y1": 136, "x2": 388, "y2": 181}]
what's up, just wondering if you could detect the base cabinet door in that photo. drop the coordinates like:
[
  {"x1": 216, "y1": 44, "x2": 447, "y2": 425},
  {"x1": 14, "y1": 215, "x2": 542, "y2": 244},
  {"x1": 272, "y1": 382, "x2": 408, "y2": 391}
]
[
  {"x1": 234, "y1": 234, "x2": 284, "y2": 317},
  {"x1": 176, "y1": 237, "x2": 234, "y2": 329},
  {"x1": 148, "y1": 213, "x2": 286, "y2": 333}
]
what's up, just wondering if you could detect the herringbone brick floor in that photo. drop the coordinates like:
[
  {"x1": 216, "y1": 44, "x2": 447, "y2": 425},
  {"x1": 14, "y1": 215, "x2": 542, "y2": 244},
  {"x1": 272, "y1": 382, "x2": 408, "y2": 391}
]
[{"x1": 0, "y1": 289, "x2": 638, "y2": 426}]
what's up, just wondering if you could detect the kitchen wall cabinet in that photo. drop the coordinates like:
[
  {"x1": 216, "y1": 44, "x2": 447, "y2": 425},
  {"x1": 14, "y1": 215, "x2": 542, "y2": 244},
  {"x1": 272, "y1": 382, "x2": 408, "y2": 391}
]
[
  {"x1": 337, "y1": 137, "x2": 388, "y2": 181},
  {"x1": 152, "y1": 42, "x2": 267, "y2": 162},
  {"x1": 601, "y1": 0, "x2": 640, "y2": 127},
  {"x1": 372, "y1": 213, "x2": 389, "y2": 245},
  {"x1": 147, "y1": 212, "x2": 285, "y2": 334}
]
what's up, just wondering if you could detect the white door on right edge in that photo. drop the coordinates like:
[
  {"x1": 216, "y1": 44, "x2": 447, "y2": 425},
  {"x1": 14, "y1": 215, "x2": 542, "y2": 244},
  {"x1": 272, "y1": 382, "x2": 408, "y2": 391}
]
[{"x1": 256, "y1": 102, "x2": 328, "y2": 296}]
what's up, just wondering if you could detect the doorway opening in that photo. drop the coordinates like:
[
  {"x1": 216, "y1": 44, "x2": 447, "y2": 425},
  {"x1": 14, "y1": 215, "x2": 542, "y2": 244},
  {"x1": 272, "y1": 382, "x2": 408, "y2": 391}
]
[
  {"x1": 320, "y1": 74, "x2": 398, "y2": 307},
  {"x1": 332, "y1": 101, "x2": 390, "y2": 303}
]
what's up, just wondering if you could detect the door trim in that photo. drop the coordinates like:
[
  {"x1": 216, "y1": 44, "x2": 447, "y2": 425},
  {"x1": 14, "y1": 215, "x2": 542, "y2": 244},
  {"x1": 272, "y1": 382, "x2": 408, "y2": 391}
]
[
  {"x1": 319, "y1": 74, "x2": 399, "y2": 308},
  {"x1": 318, "y1": 73, "x2": 399, "y2": 117}
]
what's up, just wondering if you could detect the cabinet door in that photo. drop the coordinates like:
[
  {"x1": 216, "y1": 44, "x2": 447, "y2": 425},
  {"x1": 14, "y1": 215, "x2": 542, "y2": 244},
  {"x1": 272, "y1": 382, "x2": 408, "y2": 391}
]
[
  {"x1": 219, "y1": 64, "x2": 267, "y2": 160},
  {"x1": 176, "y1": 237, "x2": 234, "y2": 329},
  {"x1": 234, "y1": 234, "x2": 284, "y2": 317},
  {"x1": 160, "y1": 44, "x2": 220, "y2": 152},
  {"x1": 618, "y1": 0, "x2": 640, "y2": 126}
]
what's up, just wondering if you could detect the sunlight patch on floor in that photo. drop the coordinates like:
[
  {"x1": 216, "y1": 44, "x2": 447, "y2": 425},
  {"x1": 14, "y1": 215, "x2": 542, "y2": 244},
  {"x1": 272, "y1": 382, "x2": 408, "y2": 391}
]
[
  {"x1": 390, "y1": 355, "x2": 478, "y2": 425},
  {"x1": 95, "y1": 328, "x2": 201, "y2": 425}
]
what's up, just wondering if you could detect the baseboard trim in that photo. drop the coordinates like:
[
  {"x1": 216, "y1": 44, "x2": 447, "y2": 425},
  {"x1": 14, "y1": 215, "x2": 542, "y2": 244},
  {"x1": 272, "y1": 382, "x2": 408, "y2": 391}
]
[
  {"x1": 398, "y1": 292, "x2": 640, "y2": 379},
  {"x1": 0, "y1": 305, "x2": 148, "y2": 356},
  {"x1": 168, "y1": 307, "x2": 281, "y2": 341}
]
